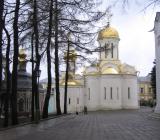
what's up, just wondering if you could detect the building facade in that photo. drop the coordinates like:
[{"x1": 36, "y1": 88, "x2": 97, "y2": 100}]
[
  {"x1": 41, "y1": 24, "x2": 139, "y2": 113},
  {"x1": 138, "y1": 75, "x2": 153, "y2": 104},
  {"x1": 1, "y1": 49, "x2": 44, "y2": 117}
]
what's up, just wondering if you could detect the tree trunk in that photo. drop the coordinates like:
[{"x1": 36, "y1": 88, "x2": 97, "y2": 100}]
[
  {"x1": 0, "y1": 0, "x2": 4, "y2": 97},
  {"x1": 33, "y1": 0, "x2": 40, "y2": 123},
  {"x1": 42, "y1": 0, "x2": 53, "y2": 119},
  {"x1": 11, "y1": 0, "x2": 20, "y2": 125},
  {"x1": 64, "y1": 37, "x2": 70, "y2": 114},
  {"x1": 3, "y1": 25, "x2": 11, "y2": 127},
  {"x1": 33, "y1": 59, "x2": 40, "y2": 123},
  {"x1": 54, "y1": 0, "x2": 61, "y2": 115},
  {"x1": 31, "y1": 33, "x2": 35, "y2": 121}
]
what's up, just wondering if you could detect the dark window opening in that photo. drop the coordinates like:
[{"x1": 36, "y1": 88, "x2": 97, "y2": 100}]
[{"x1": 110, "y1": 87, "x2": 113, "y2": 99}]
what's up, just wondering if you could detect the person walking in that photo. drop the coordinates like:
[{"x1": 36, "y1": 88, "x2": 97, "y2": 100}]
[{"x1": 84, "y1": 106, "x2": 87, "y2": 114}]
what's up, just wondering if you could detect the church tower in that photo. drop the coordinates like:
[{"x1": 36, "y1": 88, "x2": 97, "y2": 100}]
[
  {"x1": 60, "y1": 35, "x2": 80, "y2": 86},
  {"x1": 64, "y1": 48, "x2": 77, "y2": 79},
  {"x1": 98, "y1": 23, "x2": 120, "y2": 61},
  {"x1": 18, "y1": 48, "x2": 27, "y2": 71},
  {"x1": 97, "y1": 23, "x2": 121, "y2": 75}
]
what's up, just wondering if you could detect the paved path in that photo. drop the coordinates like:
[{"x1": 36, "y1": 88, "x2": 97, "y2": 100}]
[{"x1": 0, "y1": 108, "x2": 160, "y2": 140}]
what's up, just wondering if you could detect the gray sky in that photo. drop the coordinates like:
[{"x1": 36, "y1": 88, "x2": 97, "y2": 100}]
[
  {"x1": 101, "y1": 0, "x2": 158, "y2": 76},
  {"x1": 38, "y1": 0, "x2": 158, "y2": 79}
]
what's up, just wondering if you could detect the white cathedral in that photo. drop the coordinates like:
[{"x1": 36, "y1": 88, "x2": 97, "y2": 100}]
[{"x1": 42, "y1": 24, "x2": 139, "y2": 113}]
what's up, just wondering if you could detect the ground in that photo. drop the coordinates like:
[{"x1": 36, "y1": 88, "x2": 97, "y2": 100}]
[{"x1": 0, "y1": 107, "x2": 160, "y2": 140}]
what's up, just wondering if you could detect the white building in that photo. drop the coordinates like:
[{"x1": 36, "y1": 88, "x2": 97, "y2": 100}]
[
  {"x1": 154, "y1": 12, "x2": 160, "y2": 113},
  {"x1": 41, "y1": 24, "x2": 139, "y2": 113}
]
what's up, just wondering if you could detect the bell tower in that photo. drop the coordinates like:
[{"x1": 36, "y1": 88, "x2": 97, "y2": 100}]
[
  {"x1": 98, "y1": 24, "x2": 120, "y2": 62},
  {"x1": 64, "y1": 47, "x2": 77, "y2": 79},
  {"x1": 18, "y1": 48, "x2": 27, "y2": 71}
]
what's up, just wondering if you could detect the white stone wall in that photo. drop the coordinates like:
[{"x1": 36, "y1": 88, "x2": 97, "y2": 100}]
[
  {"x1": 84, "y1": 74, "x2": 138, "y2": 111},
  {"x1": 59, "y1": 86, "x2": 84, "y2": 113},
  {"x1": 100, "y1": 75, "x2": 122, "y2": 109},
  {"x1": 49, "y1": 75, "x2": 138, "y2": 113},
  {"x1": 85, "y1": 76, "x2": 100, "y2": 111},
  {"x1": 121, "y1": 75, "x2": 139, "y2": 109}
]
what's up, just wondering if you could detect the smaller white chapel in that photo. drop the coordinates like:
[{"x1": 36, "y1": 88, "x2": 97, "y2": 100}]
[{"x1": 42, "y1": 24, "x2": 139, "y2": 113}]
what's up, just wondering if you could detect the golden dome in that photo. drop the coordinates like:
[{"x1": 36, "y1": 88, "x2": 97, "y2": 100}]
[{"x1": 98, "y1": 26, "x2": 119, "y2": 40}]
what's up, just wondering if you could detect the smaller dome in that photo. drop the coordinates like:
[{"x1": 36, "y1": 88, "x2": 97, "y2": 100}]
[
  {"x1": 98, "y1": 25, "x2": 119, "y2": 40},
  {"x1": 64, "y1": 50, "x2": 77, "y2": 61},
  {"x1": 19, "y1": 49, "x2": 27, "y2": 62},
  {"x1": 60, "y1": 80, "x2": 81, "y2": 86}
]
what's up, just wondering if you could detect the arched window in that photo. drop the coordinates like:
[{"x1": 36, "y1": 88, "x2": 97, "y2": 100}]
[
  {"x1": 105, "y1": 43, "x2": 109, "y2": 58},
  {"x1": 128, "y1": 87, "x2": 131, "y2": 99},
  {"x1": 110, "y1": 87, "x2": 113, "y2": 99},
  {"x1": 104, "y1": 87, "x2": 106, "y2": 100},
  {"x1": 111, "y1": 43, "x2": 114, "y2": 58},
  {"x1": 88, "y1": 88, "x2": 90, "y2": 100},
  {"x1": 69, "y1": 98, "x2": 71, "y2": 105}
]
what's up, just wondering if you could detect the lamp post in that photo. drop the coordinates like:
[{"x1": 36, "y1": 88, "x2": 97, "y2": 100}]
[{"x1": 35, "y1": 69, "x2": 41, "y2": 123}]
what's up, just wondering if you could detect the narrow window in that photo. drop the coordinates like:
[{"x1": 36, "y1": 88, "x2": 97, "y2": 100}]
[
  {"x1": 52, "y1": 88, "x2": 54, "y2": 93},
  {"x1": 111, "y1": 43, "x2": 114, "y2": 58},
  {"x1": 149, "y1": 87, "x2": 152, "y2": 93},
  {"x1": 105, "y1": 43, "x2": 109, "y2": 58},
  {"x1": 105, "y1": 45, "x2": 107, "y2": 58},
  {"x1": 128, "y1": 87, "x2": 130, "y2": 99},
  {"x1": 26, "y1": 98, "x2": 28, "y2": 110},
  {"x1": 99, "y1": 43, "x2": 102, "y2": 59},
  {"x1": 117, "y1": 87, "x2": 119, "y2": 100},
  {"x1": 69, "y1": 98, "x2": 71, "y2": 104},
  {"x1": 140, "y1": 88, "x2": 144, "y2": 93},
  {"x1": 110, "y1": 87, "x2": 113, "y2": 99},
  {"x1": 88, "y1": 88, "x2": 90, "y2": 100},
  {"x1": 77, "y1": 98, "x2": 79, "y2": 104},
  {"x1": 104, "y1": 87, "x2": 106, "y2": 100}
]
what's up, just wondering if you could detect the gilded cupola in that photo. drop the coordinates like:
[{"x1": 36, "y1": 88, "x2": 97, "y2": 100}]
[{"x1": 98, "y1": 24, "x2": 119, "y2": 40}]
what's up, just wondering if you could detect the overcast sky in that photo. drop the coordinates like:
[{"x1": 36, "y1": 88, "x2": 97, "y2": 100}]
[
  {"x1": 100, "y1": 0, "x2": 158, "y2": 76},
  {"x1": 38, "y1": 0, "x2": 158, "y2": 80}
]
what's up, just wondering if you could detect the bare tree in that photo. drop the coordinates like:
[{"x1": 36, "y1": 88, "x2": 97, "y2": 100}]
[
  {"x1": 42, "y1": 0, "x2": 53, "y2": 118},
  {"x1": 0, "y1": 0, "x2": 4, "y2": 101},
  {"x1": 33, "y1": 0, "x2": 41, "y2": 122},
  {"x1": 3, "y1": 23, "x2": 11, "y2": 127},
  {"x1": 11, "y1": 0, "x2": 21, "y2": 125},
  {"x1": 54, "y1": 0, "x2": 62, "y2": 115},
  {"x1": 63, "y1": 33, "x2": 72, "y2": 114}
]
